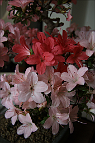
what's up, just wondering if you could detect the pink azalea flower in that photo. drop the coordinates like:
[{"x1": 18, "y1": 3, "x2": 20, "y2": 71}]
[
  {"x1": 69, "y1": 105, "x2": 79, "y2": 133},
  {"x1": 0, "y1": 81, "x2": 10, "y2": 99},
  {"x1": 0, "y1": 19, "x2": 14, "y2": 34},
  {"x1": 61, "y1": 65, "x2": 88, "y2": 91},
  {"x1": 22, "y1": 97, "x2": 37, "y2": 110},
  {"x1": 12, "y1": 36, "x2": 31, "y2": 62},
  {"x1": 66, "y1": 10, "x2": 73, "y2": 21},
  {"x1": 38, "y1": 66, "x2": 54, "y2": 94},
  {"x1": 8, "y1": 0, "x2": 34, "y2": 11},
  {"x1": 83, "y1": 70, "x2": 95, "y2": 89},
  {"x1": 18, "y1": 71, "x2": 48, "y2": 103},
  {"x1": 86, "y1": 31, "x2": 95, "y2": 56},
  {"x1": 0, "y1": 30, "x2": 7, "y2": 45},
  {"x1": 12, "y1": 64, "x2": 33, "y2": 84},
  {"x1": 17, "y1": 113, "x2": 38, "y2": 138},
  {"x1": 12, "y1": 64, "x2": 25, "y2": 84},
  {"x1": 43, "y1": 107, "x2": 69, "y2": 135},
  {"x1": 0, "y1": 46, "x2": 9, "y2": 67},
  {"x1": 1, "y1": 83, "x2": 19, "y2": 107},
  {"x1": 4, "y1": 100, "x2": 21, "y2": 125},
  {"x1": 52, "y1": 82, "x2": 75, "y2": 108}
]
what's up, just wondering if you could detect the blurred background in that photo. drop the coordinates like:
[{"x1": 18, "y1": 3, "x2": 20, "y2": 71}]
[{"x1": 0, "y1": 0, "x2": 95, "y2": 32}]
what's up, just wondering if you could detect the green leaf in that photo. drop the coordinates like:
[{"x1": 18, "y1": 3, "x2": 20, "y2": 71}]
[
  {"x1": 30, "y1": 48, "x2": 34, "y2": 55},
  {"x1": 40, "y1": 116, "x2": 49, "y2": 125}
]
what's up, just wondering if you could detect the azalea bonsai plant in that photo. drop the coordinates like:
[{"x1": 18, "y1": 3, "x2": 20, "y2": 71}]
[{"x1": 0, "y1": 0, "x2": 95, "y2": 142}]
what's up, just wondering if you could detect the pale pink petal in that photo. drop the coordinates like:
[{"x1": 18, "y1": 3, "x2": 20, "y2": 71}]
[
  {"x1": 11, "y1": 115, "x2": 17, "y2": 125},
  {"x1": 86, "y1": 49, "x2": 94, "y2": 57},
  {"x1": 25, "y1": 113, "x2": 33, "y2": 123},
  {"x1": 66, "y1": 83, "x2": 77, "y2": 91},
  {"x1": 27, "y1": 72, "x2": 38, "y2": 86},
  {"x1": 76, "y1": 77, "x2": 85, "y2": 85},
  {"x1": 79, "y1": 39, "x2": 89, "y2": 48},
  {"x1": 56, "y1": 113, "x2": 69, "y2": 125},
  {"x1": 25, "y1": 67, "x2": 32, "y2": 78},
  {"x1": 5, "y1": 110, "x2": 14, "y2": 118},
  {"x1": 34, "y1": 81, "x2": 48, "y2": 92},
  {"x1": 66, "y1": 10, "x2": 72, "y2": 21},
  {"x1": 0, "y1": 37, "x2": 7, "y2": 43},
  {"x1": 0, "y1": 30, "x2": 4, "y2": 37},
  {"x1": 18, "y1": 91, "x2": 31, "y2": 102},
  {"x1": 61, "y1": 72, "x2": 70, "y2": 82},
  {"x1": 17, "y1": 124, "x2": 25, "y2": 135},
  {"x1": 67, "y1": 65, "x2": 77, "y2": 76},
  {"x1": 52, "y1": 121, "x2": 59, "y2": 135},
  {"x1": 32, "y1": 92, "x2": 46, "y2": 103},
  {"x1": 60, "y1": 96, "x2": 70, "y2": 108},
  {"x1": 24, "y1": 126, "x2": 32, "y2": 138},
  {"x1": 19, "y1": 113, "x2": 32, "y2": 124},
  {"x1": 77, "y1": 67, "x2": 88, "y2": 77},
  {"x1": 43, "y1": 117, "x2": 53, "y2": 129},
  {"x1": 31, "y1": 123, "x2": 38, "y2": 132}
]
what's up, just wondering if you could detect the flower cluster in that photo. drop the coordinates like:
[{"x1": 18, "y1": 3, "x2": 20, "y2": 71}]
[
  {"x1": 0, "y1": 0, "x2": 95, "y2": 139},
  {"x1": 0, "y1": 19, "x2": 39, "y2": 67}
]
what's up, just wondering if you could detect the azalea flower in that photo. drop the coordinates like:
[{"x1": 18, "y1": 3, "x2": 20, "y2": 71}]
[
  {"x1": 61, "y1": 65, "x2": 88, "y2": 91},
  {"x1": 12, "y1": 64, "x2": 34, "y2": 84},
  {"x1": 0, "y1": 46, "x2": 9, "y2": 67},
  {"x1": 4, "y1": 100, "x2": 21, "y2": 125},
  {"x1": 83, "y1": 70, "x2": 95, "y2": 89},
  {"x1": 38, "y1": 66, "x2": 54, "y2": 94},
  {"x1": 0, "y1": 82, "x2": 19, "y2": 107},
  {"x1": 17, "y1": 113, "x2": 38, "y2": 138},
  {"x1": 0, "y1": 30, "x2": 7, "y2": 47},
  {"x1": 66, "y1": 44, "x2": 89, "y2": 67},
  {"x1": 66, "y1": 10, "x2": 73, "y2": 21},
  {"x1": 86, "y1": 31, "x2": 95, "y2": 56},
  {"x1": 26, "y1": 42, "x2": 55, "y2": 75},
  {"x1": 69, "y1": 105, "x2": 79, "y2": 133},
  {"x1": 52, "y1": 83, "x2": 75, "y2": 108},
  {"x1": 12, "y1": 36, "x2": 31, "y2": 62},
  {"x1": 0, "y1": 19, "x2": 14, "y2": 34},
  {"x1": 18, "y1": 71, "x2": 48, "y2": 103},
  {"x1": 22, "y1": 97, "x2": 37, "y2": 109},
  {"x1": 57, "y1": 30, "x2": 76, "y2": 54},
  {"x1": 43, "y1": 107, "x2": 69, "y2": 135},
  {"x1": 8, "y1": 0, "x2": 34, "y2": 12}
]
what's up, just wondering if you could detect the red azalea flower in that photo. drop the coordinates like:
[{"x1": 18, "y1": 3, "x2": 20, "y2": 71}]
[
  {"x1": 66, "y1": 44, "x2": 89, "y2": 67},
  {"x1": 12, "y1": 36, "x2": 31, "y2": 62},
  {"x1": 32, "y1": 32, "x2": 65, "y2": 65},
  {"x1": 57, "y1": 30, "x2": 76, "y2": 53},
  {"x1": 25, "y1": 42, "x2": 55, "y2": 75}
]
